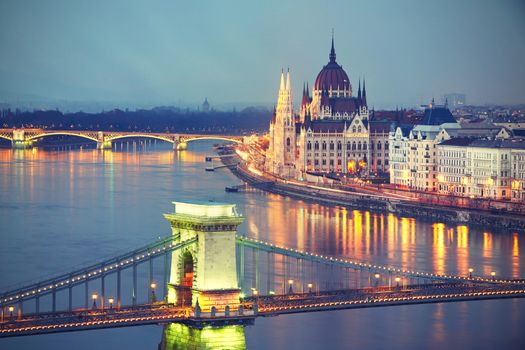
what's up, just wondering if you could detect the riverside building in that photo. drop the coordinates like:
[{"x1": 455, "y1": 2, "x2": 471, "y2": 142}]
[{"x1": 266, "y1": 37, "x2": 390, "y2": 179}]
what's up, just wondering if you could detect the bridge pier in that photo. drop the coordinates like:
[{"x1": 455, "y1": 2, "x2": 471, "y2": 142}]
[{"x1": 164, "y1": 201, "x2": 244, "y2": 313}]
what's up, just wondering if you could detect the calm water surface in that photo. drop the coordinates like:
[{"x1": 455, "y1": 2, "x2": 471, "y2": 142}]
[{"x1": 0, "y1": 142, "x2": 524, "y2": 349}]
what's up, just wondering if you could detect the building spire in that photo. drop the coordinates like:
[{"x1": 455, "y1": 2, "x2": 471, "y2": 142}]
[
  {"x1": 286, "y1": 68, "x2": 291, "y2": 91},
  {"x1": 362, "y1": 78, "x2": 367, "y2": 106},
  {"x1": 329, "y1": 29, "x2": 336, "y2": 62},
  {"x1": 279, "y1": 69, "x2": 285, "y2": 91},
  {"x1": 357, "y1": 79, "x2": 362, "y2": 100}
]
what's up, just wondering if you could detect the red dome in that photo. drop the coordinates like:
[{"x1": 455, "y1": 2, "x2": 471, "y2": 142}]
[
  {"x1": 314, "y1": 61, "x2": 351, "y2": 91},
  {"x1": 313, "y1": 37, "x2": 352, "y2": 92}
]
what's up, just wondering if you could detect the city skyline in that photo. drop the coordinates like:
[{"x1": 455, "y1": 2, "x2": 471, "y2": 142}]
[{"x1": 0, "y1": 0, "x2": 524, "y2": 109}]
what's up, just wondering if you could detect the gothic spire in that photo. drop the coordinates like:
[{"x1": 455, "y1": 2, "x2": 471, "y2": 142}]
[
  {"x1": 329, "y1": 30, "x2": 336, "y2": 63},
  {"x1": 279, "y1": 69, "x2": 285, "y2": 91},
  {"x1": 286, "y1": 68, "x2": 291, "y2": 91},
  {"x1": 357, "y1": 79, "x2": 362, "y2": 100},
  {"x1": 362, "y1": 79, "x2": 367, "y2": 106}
]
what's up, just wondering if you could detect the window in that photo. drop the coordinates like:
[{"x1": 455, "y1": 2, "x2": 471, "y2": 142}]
[
  {"x1": 322, "y1": 142, "x2": 327, "y2": 151},
  {"x1": 363, "y1": 142, "x2": 367, "y2": 150},
  {"x1": 307, "y1": 142, "x2": 312, "y2": 151},
  {"x1": 286, "y1": 138, "x2": 290, "y2": 146},
  {"x1": 352, "y1": 142, "x2": 356, "y2": 150},
  {"x1": 329, "y1": 142, "x2": 334, "y2": 151},
  {"x1": 314, "y1": 142, "x2": 319, "y2": 150},
  {"x1": 337, "y1": 141, "x2": 342, "y2": 151},
  {"x1": 377, "y1": 141, "x2": 382, "y2": 150},
  {"x1": 352, "y1": 126, "x2": 356, "y2": 133},
  {"x1": 357, "y1": 141, "x2": 362, "y2": 150},
  {"x1": 347, "y1": 142, "x2": 351, "y2": 150},
  {"x1": 358, "y1": 126, "x2": 362, "y2": 133},
  {"x1": 385, "y1": 141, "x2": 389, "y2": 150}
]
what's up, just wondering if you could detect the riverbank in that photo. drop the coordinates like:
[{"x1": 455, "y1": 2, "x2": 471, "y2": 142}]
[{"x1": 221, "y1": 153, "x2": 525, "y2": 233}]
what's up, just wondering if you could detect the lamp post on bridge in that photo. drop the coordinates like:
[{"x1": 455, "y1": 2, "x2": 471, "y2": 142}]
[
  {"x1": 374, "y1": 273, "x2": 381, "y2": 287},
  {"x1": 92, "y1": 292, "x2": 98, "y2": 309},
  {"x1": 288, "y1": 279, "x2": 294, "y2": 294},
  {"x1": 150, "y1": 282, "x2": 157, "y2": 303},
  {"x1": 395, "y1": 277, "x2": 401, "y2": 288},
  {"x1": 307, "y1": 283, "x2": 313, "y2": 293},
  {"x1": 468, "y1": 268, "x2": 474, "y2": 279}
]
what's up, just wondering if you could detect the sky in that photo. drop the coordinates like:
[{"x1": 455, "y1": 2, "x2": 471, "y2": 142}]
[{"x1": 0, "y1": 0, "x2": 524, "y2": 109}]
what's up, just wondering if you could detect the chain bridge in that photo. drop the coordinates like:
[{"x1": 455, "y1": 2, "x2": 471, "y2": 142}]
[
  {"x1": 1, "y1": 201, "x2": 524, "y2": 339},
  {"x1": 0, "y1": 128, "x2": 245, "y2": 150}
]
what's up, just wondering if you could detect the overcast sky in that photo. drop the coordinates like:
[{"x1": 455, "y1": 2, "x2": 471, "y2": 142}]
[{"x1": 1, "y1": 0, "x2": 524, "y2": 109}]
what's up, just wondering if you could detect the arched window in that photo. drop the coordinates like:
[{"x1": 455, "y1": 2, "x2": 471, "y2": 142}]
[
  {"x1": 314, "y1": 141, "x2": 319, "y2": 150},
  {"x1": 329, "y1": 142, "x2": 334, "y2": 151},
  {"x1": 385, "y1": 141, "x2": 389, "y2": 150},
  {"x1": 352, "y1": 141, "x2": 356, "y2": 150},
  {"x1": 322, "y1": 141, "x2": 327, "y2": 151},
  {"x1": 357, "y1": 141, "x2": 362, "y2": 150},
  {"x1": 370, "y1": 141, "x2": 374, "y2": 150},
  {"x1": 358, "y1": 126, "x2": 362, "y2": 133},
  {"x1": 307, "y1": 141, "x2": 312, "y2": 150},
  {"x1": 286, "y1": 138, "x2": 290, "y2": 146},
  {"x1": 363, "y1": 142, "x2": 367, "y2": 150},
  {"x1": 352, "y1": 126, "x2": 356, "y2": 133},
  {"x1": 337, "y1": 141, "x2": 342, "y2": 151},
  {"x1": 347, "y1": 142, "x2": 351, "y2": 150},
  {"x1": 377, "y1": 141, "x2": 382, "y2": 150}
]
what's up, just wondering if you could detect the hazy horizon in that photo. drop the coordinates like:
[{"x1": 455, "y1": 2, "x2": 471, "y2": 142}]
[{"x1": 1, "y1": 0, "x2": 524, "y2": 110}]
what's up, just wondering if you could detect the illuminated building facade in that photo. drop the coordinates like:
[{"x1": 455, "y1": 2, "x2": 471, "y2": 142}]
[
  {"x1": 389, "y1": 102, "x2": 459, "y2": 191},
  {"x1": 267, "y1": 37, "x2": 390, "y2": 178},
  {"x1": 436, "y1": 139, "x2": 525, "y2": 201}
]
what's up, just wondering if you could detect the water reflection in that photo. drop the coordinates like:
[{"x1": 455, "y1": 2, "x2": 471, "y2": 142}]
[{"x1": 159, "y1": 323, "x2": 246, "y2": 350}]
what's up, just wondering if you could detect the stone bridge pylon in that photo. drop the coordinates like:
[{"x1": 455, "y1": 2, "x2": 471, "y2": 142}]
[{"x1": 163, "y1": 201, "x2": 245, "y2": 312}]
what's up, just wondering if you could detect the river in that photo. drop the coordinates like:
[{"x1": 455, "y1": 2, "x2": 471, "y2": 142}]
[{"x1": 0, "y1": 141, "x2": 524, "y2": 349}]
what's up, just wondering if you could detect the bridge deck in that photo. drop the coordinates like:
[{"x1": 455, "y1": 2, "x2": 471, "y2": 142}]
[{"x1": 2, "y1": 283, "x2": 524, "y2": 338}]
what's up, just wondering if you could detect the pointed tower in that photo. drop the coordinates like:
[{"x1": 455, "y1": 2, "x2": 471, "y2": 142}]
[
  {"x1": 362, "y1": 79, "x2": 367, "y2": 107},
  {"x1": 267, "y1": 68, "x2": 295, "y2": 177}
]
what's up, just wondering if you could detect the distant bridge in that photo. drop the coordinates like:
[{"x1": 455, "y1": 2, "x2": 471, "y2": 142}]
[
  {"x1": 0, "y1": 128, "x2": 245, "y2": 150},
  {"x1": 1, "y1": 201, "x2": 524, "y2": 338}
]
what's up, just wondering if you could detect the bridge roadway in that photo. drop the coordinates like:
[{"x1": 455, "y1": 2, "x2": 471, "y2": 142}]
[
  {"x1": 1, "y1": 282, "x2": 524, "y2": 338},
  {"x1": 0, "y1": 128, "x2": 245, "y2": 149}
]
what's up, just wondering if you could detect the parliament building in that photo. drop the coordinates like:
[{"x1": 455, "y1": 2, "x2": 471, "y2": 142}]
[{"x1": 266, "y1": 37, "x2": 390, "y2": 179}]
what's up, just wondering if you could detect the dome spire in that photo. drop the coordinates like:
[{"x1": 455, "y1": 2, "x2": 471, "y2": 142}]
[{"x1": 329, "y1": 29, "x2": 336, "y2": 63}]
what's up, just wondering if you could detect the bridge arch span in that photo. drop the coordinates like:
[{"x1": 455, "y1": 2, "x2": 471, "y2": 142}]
[
  {"x1": 0, "y1": 134, "x2": 13, "y2": 142},
  {"x1": 182, "y1": 136, "x2": 243, "y2": 144},
  {"x1": 27, "y1": 132, "x2": 98, "y2": 142},
  {"x1": 106, "y1": 134, "x2": 175, "y2": 144}
]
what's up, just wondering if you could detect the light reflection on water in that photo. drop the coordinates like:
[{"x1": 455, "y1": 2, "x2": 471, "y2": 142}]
[{"x1": 0, "y1": 143, "x2": 524, "y2": 349}]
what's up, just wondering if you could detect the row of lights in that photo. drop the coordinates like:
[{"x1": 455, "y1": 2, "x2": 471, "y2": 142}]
[
  {"x1": 1, "y1": 240, "x2": 181, "y2": 304},
  {"x1": 240, "y1": 236, "x2": 506, "y2": 284}
]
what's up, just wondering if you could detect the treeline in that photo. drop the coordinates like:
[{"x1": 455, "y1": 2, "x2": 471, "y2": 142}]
[{"x1": 0, "y1": 106, "x2": 272, "y2": 134}]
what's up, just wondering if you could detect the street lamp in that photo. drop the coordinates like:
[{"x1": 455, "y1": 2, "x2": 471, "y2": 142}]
[
  {"x1": 395, "y1": 277, "x2": 401, "y2": 287},
  {"x1": 8, "y1": 306, "x2": 14, "y2": 318},
  {"x1": 307, "y1": 283, "x2": 313, "y2": 293},
  {"x1": 288, "y1": 279, "x2": 294, "y2": 294},
  {"x1": 92, "y1": 292, "x2": 98, "y2": 309},
  {"x1": 468, "y1": 268, "x2": 473, "y2": 278},
  {"x1": 490, "y1": 271, "x2": 496, "y2": 279},
  {"x1": 374, "y1": 273, "x2": 380, "y2": 287},
  {"x1": 108, "y1": 297, "x2": 114, "y2": 309},
  {"x1": 150, "y1": 282, "x2": 157, "y2": 303}
]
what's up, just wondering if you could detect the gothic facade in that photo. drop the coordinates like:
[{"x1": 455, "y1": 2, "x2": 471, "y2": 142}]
[{"x1": 267, "y1": 38, "x2": 390, "y2": 179}]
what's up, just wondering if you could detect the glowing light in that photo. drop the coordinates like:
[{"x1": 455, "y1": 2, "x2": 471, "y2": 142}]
[
  {"x1": 374, "y1": 273, "x2": 380, "y2": 279},
  {"x1": 150, "y1": 282, "x2": 157, "y2": 289},
  {"x1": 91, "y1": 292, "x2": 98, "y2": 300},
  {"x1": 8, "y1": 306, "x2": 14, "y2": 313},
  {"x1": 288, "y1": 279, "x2": 294, "y2": 285}
]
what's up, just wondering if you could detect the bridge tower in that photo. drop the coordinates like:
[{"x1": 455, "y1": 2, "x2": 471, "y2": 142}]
[
  {"x1": 97, "y1": 131, "x2": 112, "y2": 150},
  {"x1": 11, "y1": 130, "x2": 33, "y2": 149},
  {"x1": 164, "y1": 201, "x2": 244, "y2": 312}
]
